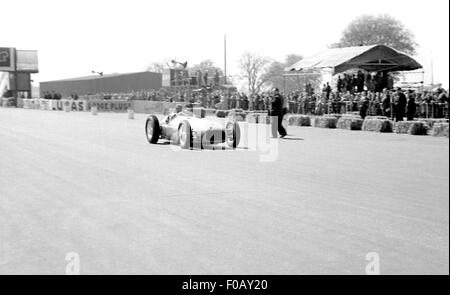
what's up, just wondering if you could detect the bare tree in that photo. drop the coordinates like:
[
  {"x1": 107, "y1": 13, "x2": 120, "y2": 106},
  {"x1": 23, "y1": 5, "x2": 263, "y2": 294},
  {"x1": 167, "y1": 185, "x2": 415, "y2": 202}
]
[
  {"x1": 238, "y1": 52, "x2": 272, "y2": 94},
  {"x1": 146, "y1": 61, "x2": 166, "y2": 73},
  {"x1": 190, "y1": 59, "x2": 223, "y2": 75}
]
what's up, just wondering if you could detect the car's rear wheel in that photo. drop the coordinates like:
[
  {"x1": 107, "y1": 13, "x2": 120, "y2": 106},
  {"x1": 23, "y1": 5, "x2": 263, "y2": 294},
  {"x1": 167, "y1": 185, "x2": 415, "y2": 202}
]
[
  {"x1": 145, "y1": 115, "x2": 160, "y2": 144},
  {"x1": 179, "y1": 120, "x2": 193, "y2": 149},
  {"x1": 225, "y1": 121, "x2": 241, "y2": 148}
]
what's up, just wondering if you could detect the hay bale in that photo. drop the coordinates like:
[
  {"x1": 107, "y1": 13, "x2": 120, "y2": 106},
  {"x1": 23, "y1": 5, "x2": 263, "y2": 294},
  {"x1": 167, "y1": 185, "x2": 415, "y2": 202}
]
[
  {"x1": 395, "y1": 121, "x2": 413, "y2": 134},
  {"x1": 337, "y1": 116, "x2": 364, "y2": 130},
  {"x1": 409, "y1": 121, "x2": 429, "y2": 135},
  {"x1": 362, "y1": 118, "x2": 393, "y2": 133},
  {"x1": 431, "y1": 123, "x2": 449, "y2": 137},
  {"x1": 420, "y1": 119, "x2": 449, "y2": 130},
  {"x1": 395, "y1": 121, "x2": 428, "y2": 135},
  {"x1": 313, "y1": 116, "x2": 337, "y2": 128},
  {"x1": 287, "y1": 115, "x2": 311, "y2": 126}
]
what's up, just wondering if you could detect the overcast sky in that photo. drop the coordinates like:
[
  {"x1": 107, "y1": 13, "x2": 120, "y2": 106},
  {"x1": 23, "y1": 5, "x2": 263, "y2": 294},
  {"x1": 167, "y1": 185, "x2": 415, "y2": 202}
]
[{"x1": 2, "y1": 0, "x2": 449, "y2": 87}]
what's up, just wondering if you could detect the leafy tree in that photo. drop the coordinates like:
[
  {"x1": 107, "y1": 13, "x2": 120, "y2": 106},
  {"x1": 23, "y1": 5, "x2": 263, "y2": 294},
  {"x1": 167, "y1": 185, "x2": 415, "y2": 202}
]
[
  {"x1": 238, "y1": 52, "x2": 272, "y2": 94},
  {"x1": 331, "y1": 14, "x2": 417, "y2": 55},
  {"x1": 262, "y1": 54, "x2": 302, "y2": 91}
]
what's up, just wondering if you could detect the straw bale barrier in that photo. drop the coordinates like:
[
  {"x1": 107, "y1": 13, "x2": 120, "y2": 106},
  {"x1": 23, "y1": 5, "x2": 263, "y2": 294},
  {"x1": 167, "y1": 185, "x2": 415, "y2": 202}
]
[
  {"x1": 313, "y1": 116, "x2": 337, "y2": 128},
  {"x1": 431, "y1": 123, "x2": 449, "y2": 137},
  {"x1": 287, "y1": 115, "x2": 311, "y2": 126},
  {"x1": 337, "y1": 116, "x2": 364, "y2": 130},
  {"x1": 395, "y1": 121, "x2": 428, "y2": 135},
  {"x1": 362, "y1": 118, "x2": 393, "y2": 132}
]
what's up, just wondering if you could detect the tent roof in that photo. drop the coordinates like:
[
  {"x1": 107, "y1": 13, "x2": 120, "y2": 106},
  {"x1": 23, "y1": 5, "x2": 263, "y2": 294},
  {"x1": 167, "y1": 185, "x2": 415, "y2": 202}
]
[{"x1": 286, "y1": 45, "x2": 422, "y2": 74}]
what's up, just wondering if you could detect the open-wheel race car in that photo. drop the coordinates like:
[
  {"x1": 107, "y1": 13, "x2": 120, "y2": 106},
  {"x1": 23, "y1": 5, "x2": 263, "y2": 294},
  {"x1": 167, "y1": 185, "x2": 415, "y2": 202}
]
[{"x1": 145, "y1": 111, "x2": 241, "y2": 149}]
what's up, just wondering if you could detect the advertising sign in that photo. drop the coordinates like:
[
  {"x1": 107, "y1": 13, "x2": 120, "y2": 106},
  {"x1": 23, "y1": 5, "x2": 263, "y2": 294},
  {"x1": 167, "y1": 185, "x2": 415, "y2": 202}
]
[
  {"x1": 16, "y1": 50, "x2": 39, "y2": 73},
  {"x1": 86, "y1": 100, "x2": 131, "y2": 112},
  {"x1": 0, "y1": 47, "x2": 15, "y2": 71}
]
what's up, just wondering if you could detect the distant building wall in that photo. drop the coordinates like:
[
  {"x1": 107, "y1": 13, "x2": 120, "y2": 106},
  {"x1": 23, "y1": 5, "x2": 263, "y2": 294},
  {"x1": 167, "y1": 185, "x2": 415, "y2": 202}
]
[{"x1": 40, "y1": 71, "x2": 162, "y2": 97}]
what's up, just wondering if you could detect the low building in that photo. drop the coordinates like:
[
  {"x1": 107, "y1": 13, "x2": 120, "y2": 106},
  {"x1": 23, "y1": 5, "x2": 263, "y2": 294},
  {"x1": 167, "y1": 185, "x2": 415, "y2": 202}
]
[{"x1": 40, "y1": 71, "x2": 162, "y2": 98}]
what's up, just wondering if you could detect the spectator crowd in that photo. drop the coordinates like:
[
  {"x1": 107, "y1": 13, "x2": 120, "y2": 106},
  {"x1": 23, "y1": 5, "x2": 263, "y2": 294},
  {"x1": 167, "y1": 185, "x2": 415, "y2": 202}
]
[{"x1": 41, "y1": 69, "x2": 449, "y2": 120}]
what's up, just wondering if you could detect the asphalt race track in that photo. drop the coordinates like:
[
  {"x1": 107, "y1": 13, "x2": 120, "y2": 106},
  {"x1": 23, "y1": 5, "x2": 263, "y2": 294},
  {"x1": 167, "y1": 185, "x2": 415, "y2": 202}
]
[{"x1": 0, "y1": 108, "x2": 448, "y2": 274}]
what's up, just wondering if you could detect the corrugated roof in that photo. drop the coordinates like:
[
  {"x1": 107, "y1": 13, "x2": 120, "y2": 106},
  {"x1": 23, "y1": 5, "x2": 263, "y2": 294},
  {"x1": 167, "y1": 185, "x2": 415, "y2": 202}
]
[{"x1": 286, "y1": 44, "x2": 422, "y2": 73}]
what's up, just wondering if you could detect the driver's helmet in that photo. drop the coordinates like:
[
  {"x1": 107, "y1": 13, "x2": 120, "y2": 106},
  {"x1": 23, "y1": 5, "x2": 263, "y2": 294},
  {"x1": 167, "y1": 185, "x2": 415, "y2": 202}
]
[{"x1": 175, "y1": 104, "x2": 183, "y2": 113}]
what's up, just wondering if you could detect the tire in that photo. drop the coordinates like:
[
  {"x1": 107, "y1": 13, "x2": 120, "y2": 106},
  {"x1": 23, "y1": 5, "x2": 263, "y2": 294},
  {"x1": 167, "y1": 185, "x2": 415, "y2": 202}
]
[
  {"x1": 225, "y1": 121, "x2": 241, "y2": 148},
  {"x1": 145, "y1": 115, "x2": 161, "y2": 144},
  {"x1": 179, "y1": 120, "x2": 193, "y2": 149}
]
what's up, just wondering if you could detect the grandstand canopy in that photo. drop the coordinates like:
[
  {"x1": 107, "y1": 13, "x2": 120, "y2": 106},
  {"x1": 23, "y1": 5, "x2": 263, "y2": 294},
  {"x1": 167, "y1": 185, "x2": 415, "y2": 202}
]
[{"x1": 286, "y1": 44, "x2": 422, "y2": 74}]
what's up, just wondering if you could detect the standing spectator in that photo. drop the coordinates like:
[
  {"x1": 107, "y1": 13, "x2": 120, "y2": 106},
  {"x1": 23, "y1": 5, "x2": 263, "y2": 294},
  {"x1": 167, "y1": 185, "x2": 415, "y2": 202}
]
[
  {"x1": 357, "y1": 70, "x2": 365, "y2": 92},
  {"x1": 324, "y1": 82, "x2": 331, "y2": 100},
  {"x1": 406, "y1": 91, "x2": 416, "y2": 121},
  {"x1": 344, "y1": 74, "x2": 352, "y2": 92},
  {"x1": 258, "y1": 94, "x2": 265, "y2": 110},
  {"x1": 351, "y1": 74, "x2": 358, "y2": 93},
  {"x1": 437, "y1": 88, "x2": 449, "y2": 118},
  {"x1": 366, "y1": 74, "x2": 374, "y2": 92},
  {"x1": 374, "y1": 72, "x2": 382, "y2": 93},
  {"x1": 337, "y1": 75, "x2": 343, "y2": 92},
  {"x1": 241, "y1": 93, "x2": 249, "y2": 111},
  {"x1": 270, "y1": 88, "x2": 287, "y2": 138},
  {"x1": 359, "y1": 92, "x2": 369, "y2": 119},
  {"x1": 230, "y1": 94, "x2": 236, "y2": 109},
  {"x1": 387, "y1": 74, "x2": 394, "y2": 90},
  {"x1": 254, "y1": 94, "x2": 261, "y2": 111},
  {"x1": 204, "y1": 72, "x2": 208, "y2": 86},
  {"x1": 381, "y1": 88, "x2": 391, "y2": 118},
  {"x1": 393, "y1": 88, "x2": 407, "y2": 121},
  {"x1": 214, "y1": 70, "x2": 220, "y2": 86},
  {"x1": 196, "y1": 70, "x2": 202, "y2": 87}
]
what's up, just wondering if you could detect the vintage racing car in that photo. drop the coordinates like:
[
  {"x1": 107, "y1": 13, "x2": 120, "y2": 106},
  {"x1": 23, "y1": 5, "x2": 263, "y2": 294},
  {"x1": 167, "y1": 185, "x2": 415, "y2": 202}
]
[{"x1": 145, "y1": 110, "x2": 241, "y2": 149}]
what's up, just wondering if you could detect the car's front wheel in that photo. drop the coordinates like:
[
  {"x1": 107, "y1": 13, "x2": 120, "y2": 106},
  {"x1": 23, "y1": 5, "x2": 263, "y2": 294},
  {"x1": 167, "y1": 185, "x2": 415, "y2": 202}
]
[
  {"x1": 225, "y1": 121, "x2": 241, "y2": 148},
  {"x1": 145, "y1": 115, "x2": 161, "y2": 144},
  {"x1": 179, "y1": 120, "x2": 193, "y2": 149}
]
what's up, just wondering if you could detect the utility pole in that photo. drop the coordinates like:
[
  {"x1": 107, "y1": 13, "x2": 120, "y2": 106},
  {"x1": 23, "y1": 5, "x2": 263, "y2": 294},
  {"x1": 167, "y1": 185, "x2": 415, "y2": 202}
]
[
  {"x1": 224, "y1": 34, "x2": 227, "y2": 85},
  {"x1": 430, "y1": 50, "x2": 434, "y2": 87},
  {"x1": 14, "y1": 48, "x2": 18, "y2": 102}
]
